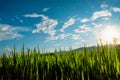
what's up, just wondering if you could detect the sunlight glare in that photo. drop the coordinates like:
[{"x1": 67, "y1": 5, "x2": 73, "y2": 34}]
[{"x1": 101, "y1": 26, "x2": 119, "y2": 44}]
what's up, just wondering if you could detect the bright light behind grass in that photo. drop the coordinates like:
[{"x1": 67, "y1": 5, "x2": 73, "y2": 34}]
[{"x1": 101, "y1": 25, "x2": 119, "y2": 44}]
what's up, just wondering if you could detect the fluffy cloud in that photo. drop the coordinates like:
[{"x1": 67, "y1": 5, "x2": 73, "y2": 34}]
[
  {"x1": 80, "y1": 10, "x2": 111, "y2": 22},
  {"x1": 112, "y1": 7, "x2": 120, "y2": 12},
  {"x1": 80, "y1": 18, "x2": 89, "y2": 23},
  {"x1": 91, "y1": 10, "x2": 112, "y2": 21},
  {"x1": 42, "y1": 8, "x2": 50, "y2": 12},
  {"x1": 45, "y1": 33, "x2": 71, "y2": 42},
  {"x1": 74, "y1": 24, "x2": 91, "y2": 33},
  {"x1": 0, "y1": 24, "x2": 24, "y2": 41},
  {"x1": 24, "y1": 13, "x2": 58, "y2": 36},
  {"x1": 24, "y1": 13, "x2": 59, "y2": 38},
  {"x1": 100, "y1": 4, "x2": 108, "y2": 9},
  {"x1": 60, "y1": 18, "x2": 75, "y2": 32}
]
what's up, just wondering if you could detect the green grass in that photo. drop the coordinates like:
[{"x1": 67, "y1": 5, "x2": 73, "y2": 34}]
[{"x1": 0, "y1": 42, "x2": 120, "y2": 80}]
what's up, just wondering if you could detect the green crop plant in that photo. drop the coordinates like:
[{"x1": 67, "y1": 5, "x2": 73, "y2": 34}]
[{"x1": 0, "y1": 41, "x2": 120, "y2": 80}]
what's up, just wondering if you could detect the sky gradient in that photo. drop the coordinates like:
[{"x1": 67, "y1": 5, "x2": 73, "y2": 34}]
[{"x1": 0, "y1": 0, "x2": 120, "y2": 53}]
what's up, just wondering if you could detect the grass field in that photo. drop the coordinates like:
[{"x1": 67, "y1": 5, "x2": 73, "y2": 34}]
[{"x1": 0, "y1": 42, "x2": 120, "y2": 80}]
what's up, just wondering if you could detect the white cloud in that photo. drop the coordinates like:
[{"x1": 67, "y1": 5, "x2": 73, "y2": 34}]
[
  {"x1": 24, "y1": 13, "x2": 46, "y2": 18},
  {"x1": 24, "y1": 13, "x2": 39, "y2": 18},
  {"x1": 80, "y1": 18, "x2": 89, "y2": 23},
  {"x1": 102, "y1": 17, "x2": 109, "y2": 21},
  {"x1": 91, "y1": 10, "x2": 112, "y2": 21},
  {"x1": 74, "y1": 24, "x2": 91, "y2": 33},
  {"x1": 60, "y1": 18, "x2": 75, "y2": 32},
  {"x1": 42, "y1": 8, "x2": 50, "y2": 12},
  {"x1": 112, "y1": 7, "x2": 120, "y2": 12},
  {"x1": 45, "y1": 36, "x2": 58, "y2": 42},
  {"x1": 4, "y1": 46, "x2": 12, "y2": 53},
  {"x1": 92, "y1": 23, "x2": 103, "y2": 28},
  {"x1": 58, "y1": 33, "x2": 71, "y2": 39},
  {"x1": 54, "y1": 44, "x2": 60, "y2": 47},
  {"x1": 72, "y1": 34, "x2": 82, "y2": 40},
  {"x1": 32, "y1": 14, "x2": 58, "y2": 36},
  {"x1": 45, "y1": 33, "x2": 71, "y2": 42},
  {"x1": 24, "y1": 13, "x2": 58, "y2": 36},
  {"x1": 100, "y1": 4, "x2": 108, "y2": 9},
  {"x1": 0, "y1": 24, "x2": 24, "y2": 41}
]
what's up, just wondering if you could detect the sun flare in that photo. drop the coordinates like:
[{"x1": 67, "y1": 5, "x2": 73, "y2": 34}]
[{"x1": 101, "y1": 26, "x2": 119, "y2": 44}]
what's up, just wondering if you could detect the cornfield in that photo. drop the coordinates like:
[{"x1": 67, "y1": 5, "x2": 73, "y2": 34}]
[{"x1": 0, "y1": 43, "x2": 120, "y2": 80}]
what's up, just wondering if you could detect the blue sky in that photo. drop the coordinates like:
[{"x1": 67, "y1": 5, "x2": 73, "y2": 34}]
[{"x1": 0, "y1": 0, "x2": 120, "y2": 53}]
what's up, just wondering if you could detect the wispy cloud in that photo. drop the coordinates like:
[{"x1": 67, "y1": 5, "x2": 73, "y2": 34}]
[
  {"x1": 92, "y1": 23, "x2": 102, "y2": 28},
  {"x1": 91, "y1": 10, "x2": 112, "y2": 21},
  {"x1": 102, "y1": 17, "x2": 109, "y2": 21},
  {"x1": 16, "y1": 16, "x2": 23, "y2": 23},
  {"x1": 74, "y1": 24, "x2": 91, "y2": 33},
  {"x1": 24, "y1": 13, "x2": 45, "y2": 18},
  {"x1": 54, "y1": 43, "x2": 60, "y2": 47},
  {"x1": 45, "y1": 36, "x2": 58, "y2": 42},
  {"x1": 100, "y1": 4, "x2": 108, "y2": 9},
  {"x1": 45, "y1": 33, "x2": 71, "y2": 42},
  {"x1": 111, "y1": 7, "x2": 120, "y2": 12},
  {"x1": 42, "y1": 8, "x2": 50, "y2": 12},
  {"x1": 72, "y1": 34, "x2": 82, "y2": 40},
  {"x1": 80, "y1": 18, "x2": 90, "y2": 23},
  {"x1": 4, "y1": 46, "x2": 12, "y2": 53},
  {"x1": 60, "y1": 18, "x2": 75, "y2": 32},
  {"x1": 0, "y1": 24, "x2": 25, "y2": 41}
]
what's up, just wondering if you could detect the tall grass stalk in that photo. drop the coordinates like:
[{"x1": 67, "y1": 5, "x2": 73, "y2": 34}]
[{"x1": 0, "y1": 42, "x2": 120, "y2": 80}]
